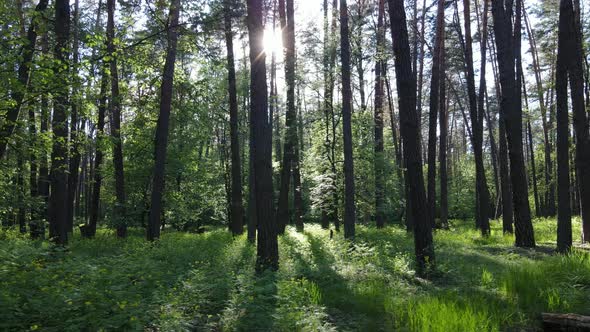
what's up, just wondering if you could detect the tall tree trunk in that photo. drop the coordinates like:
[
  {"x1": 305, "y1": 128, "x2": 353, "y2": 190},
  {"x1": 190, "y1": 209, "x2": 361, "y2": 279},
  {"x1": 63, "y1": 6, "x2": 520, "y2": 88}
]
[
  {"x1": 224, "y1": 0, "x2": 244, "y2": 236},
  {"x1": 0, "y1": 0, "x2": 49, "y2": 159},
  {"x1": 49, "y1": 0, "x2": 71, "y2": 245},
  {"x1": 555, "y1": 4, "x2": 571, "y2": 252},
  {"x1": 276, "y1": 0, "x2": 301, "y2": 234},
  {"x1": 87, "y1": 65, "x2": 108, "y2": 238},
  {"x1": 247, "y1": 0, "x2": 278, "y2": 270},
  {"x1": 67, "y1": 0, "x2": 81, "y2": 233},
  {"x1": 107, "y1": 0, "x2": 127, "y2": 237},
  {"x1": 464, "y1": 0, "x2": 491, "y2": 235},
  {"x1": 491, "y1": 0, "x2": 535, "y2": 247},
  {"x1": 374, "y1": 0, "x2": 385, "y2": 228},
  {"x1": 340, "y1": 0, "x2": 357, "y2": 239},
  {"x1": 426, "y1": 0, "x2": 445, "y2": 228},
  {"x1": 564, "y1": 0, "x2": 590, "y2": 242},
  {"x1": 146, "y1": 0, "x2": 181, "y2": 241},
  {"x1": 388, "y1": 0, "x2": 434, "y2": 276},
  {"x1": 438, "y1": 60, "x2": 448, "y2": 229}
]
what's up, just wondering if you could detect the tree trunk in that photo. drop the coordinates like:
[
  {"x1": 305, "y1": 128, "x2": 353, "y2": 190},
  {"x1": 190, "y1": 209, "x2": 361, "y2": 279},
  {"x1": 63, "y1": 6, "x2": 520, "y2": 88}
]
[
  {"x1": 276, "y1": 0, "x2": 301, "y2": 234},
  {"x1": 87, "y1": 64, "x2": 108, "y2": 238},
  {"x1": 374, "y1": 0, "x2": 385, "y2": 228},
  {"x1": 147, "y1": 0, "x2": 181, "y2": 241},
  {"x1": 340, "y1": 0, "x2": 357, "y2": 239},
  {"x1": 67, "y1": 0, "x2": 81, "y2": 233},
  {"x1": 491, "y1": 0, "x2": 535, "y2": 247},
  {"x1": 49, "y1": 0, "x2": 71, "y2": 245},
  {"x1": 388, "y1": 0, "x2": 434, "y2": 276},
  {"x1": 426, "y1": 0, "x2": 445, "y2": 228},
  {"x1": 438, "y1": 61, "x2": 448, "y2": 229},
  {"x1": 564, "y1": 0, "x2": 590, "y2": 243},
  {"x1": 555, "y1": 4, "x2": 571, "y2": 252},
  {"x1": 463, "y1": 0, "x2": 491, "y2": 235},
  {"x1": 247, "y1": 0, "x2": 278, "y2": 271},
  {"x1": 224, "y1": 0, "x2": 244, "y2": 236}
]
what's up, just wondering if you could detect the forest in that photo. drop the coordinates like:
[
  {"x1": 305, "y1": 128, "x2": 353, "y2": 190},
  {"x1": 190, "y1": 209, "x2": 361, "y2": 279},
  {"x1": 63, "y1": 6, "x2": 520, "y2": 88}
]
[{"x1": 1, "y1": 0, "x2": 590, "y2": 330}]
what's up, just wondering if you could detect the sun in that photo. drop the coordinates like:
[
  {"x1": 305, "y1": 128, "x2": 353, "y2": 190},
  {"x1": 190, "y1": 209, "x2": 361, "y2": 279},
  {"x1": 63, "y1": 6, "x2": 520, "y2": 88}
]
[{"x1": 263, "y1": 26, "x2": 283, "y2": 57}]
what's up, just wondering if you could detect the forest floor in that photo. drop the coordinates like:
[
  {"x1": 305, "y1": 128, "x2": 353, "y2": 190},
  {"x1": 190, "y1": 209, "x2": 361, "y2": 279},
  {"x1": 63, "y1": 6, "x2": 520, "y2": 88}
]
[{"x1": 1, "y1": 218, "x2": 590, "y2": 331}]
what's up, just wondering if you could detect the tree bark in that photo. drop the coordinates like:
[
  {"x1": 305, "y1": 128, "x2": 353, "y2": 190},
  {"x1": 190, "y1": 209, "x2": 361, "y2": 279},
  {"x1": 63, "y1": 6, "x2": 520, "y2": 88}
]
[
  {"x1": 340, "y1": 0, "x2": 357, "y2": 239},
  {"x1": 464, "y1": 0, "x2": 491, "y2": 235},
  {"x1": 67, "y1": 0, "x2": 81, "y2": 234},
  {"x1": 224, "y1": 0, "x2": 244, "y2": 236},
  {"x1": 107, "y1": 0, "x2": 127, "y2": 238},
  {"x1": 247, "y1": 0, "x2": 278, "y2": 270},
  {"x1": 555, "y1": 3, "x2": 571, "y2": 252},
  {"x1": 276, "y1": 0, "x2": 301, "y2": 234},
  {"x1": 491, "y1": 0, "x2": 535, "y2": 247},
  {"x1": 147, "y1": 0, "x2": 181, "y2": 241},
  {"x1": 426, "y1": 0, "x2": 445, "y2": 228},
  {"x1": 49, "y1": 0, "x2": 71, "y2": 245},
  {"x1": 388, "y1": 0, "x2": 434, "y2": 276}
]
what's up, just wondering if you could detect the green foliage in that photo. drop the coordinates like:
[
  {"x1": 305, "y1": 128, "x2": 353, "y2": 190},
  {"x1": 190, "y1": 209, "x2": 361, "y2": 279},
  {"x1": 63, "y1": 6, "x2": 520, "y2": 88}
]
[{"x1": 4, "y1": 218, "x2": 589, "y2": 331}]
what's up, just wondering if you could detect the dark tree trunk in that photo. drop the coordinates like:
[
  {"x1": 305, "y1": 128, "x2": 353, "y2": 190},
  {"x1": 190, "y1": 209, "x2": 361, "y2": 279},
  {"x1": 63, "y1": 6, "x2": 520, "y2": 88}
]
[
  {"x1": 464, "y1": 0, "x2": 491, "y2": 235},
  {"x1": 87, "y1": 65, "x2": 108, "y2": 238},
  {"x1": 147, "y1": 0, "x2": 181, "y2": 241},
  {"x1": 49, "y1": 0, "x2": 71, "y2": 245},
  {"x1": 224, "y1": 0, "x2": 244, "y2": 236},
  {"x1": 276, "y1": 0, "x2": 301, "y2": 234},
  {"x1": 247, "y1": 0, "x2": 278, "y2": 271},
  {"x1": 340, "y1": 0, "x2": 357, "y2": 239},
  {"x1": 438, "y1": 50, "x2": 448, "y2": 229},
  {"x1": 564, "y1": 0, "x2": 590, "y2": 243},
  {"x1": 374, "y1": 0, "x2": 385, "y2": 228},
  {"x1": 491, "y1": 0, "x2": 535, "y2": 247},
  {"x1": 0, "y1": 0, "x2": 49, "y2": 159},
  {"x1": 67, "y1": 0, "x2": 81, "y2": 233},
  {"x1": 107, "y1": 0, "x2": 127, "y2": 238},
  {"x1": 555, "y1": 4, "x2": 571, "y2": 252},
  {"x1": 426, "y1": 0, "x2": 445, "y2": 228},
  {"x1": 388, "y1": 0, "x2": 434, "y2": 276}
]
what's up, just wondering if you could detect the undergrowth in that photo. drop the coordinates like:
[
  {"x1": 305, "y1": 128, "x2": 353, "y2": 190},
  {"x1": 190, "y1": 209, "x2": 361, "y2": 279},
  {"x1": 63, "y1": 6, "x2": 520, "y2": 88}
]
[{"x1": 1, "y1": 218, "x2": 589, "y2": 331}]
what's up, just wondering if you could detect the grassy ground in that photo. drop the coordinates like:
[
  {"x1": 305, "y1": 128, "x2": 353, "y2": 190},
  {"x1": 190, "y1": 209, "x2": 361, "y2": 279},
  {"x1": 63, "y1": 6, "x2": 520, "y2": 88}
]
[{"x1": 1, "y1": 218, "x2": 589, "y2": 331}]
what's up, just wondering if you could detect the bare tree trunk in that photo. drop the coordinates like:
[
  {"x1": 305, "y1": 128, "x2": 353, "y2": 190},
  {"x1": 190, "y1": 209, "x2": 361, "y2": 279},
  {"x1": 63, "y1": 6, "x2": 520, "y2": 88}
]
[
  {"x1": 340, "y1": 0, "x2": 357, "y2": 239},
  {"x1": 276, "y1": 0, "x2": 301, "y2": 234},
  {"x1": 147, "y1": 0, "x2": 181, "y2": 241},
  {"x1": 107, "y1": 0, "x2": 127, "y2": 238},
  {"x1": 491, "y1": 0, "x2": 535, "y2": 247},
  {"x1": 49, "y1": 0, "x2": 71, "y2": 245},
  {"x1": 556, "y1": 4, "x2": 571, "y2": 252},
  {"x1": 563, "y1": 0, "x2": 590, "y2": 242},
  {"x1": 224, "y1": 0, "x2": 244, "y2": 236},
  {"x1": 67, "y1": 0, "x2": 81, "y2": 233},
  {"x1": 247, "y1": 0, "x2": 278, "y2": 270},
  {"x1": 388, "y1": 0, "x2": 434, "y2": 276},
  {"x1": 426, "y1": 0, "x2": 445, "y2": 228}
]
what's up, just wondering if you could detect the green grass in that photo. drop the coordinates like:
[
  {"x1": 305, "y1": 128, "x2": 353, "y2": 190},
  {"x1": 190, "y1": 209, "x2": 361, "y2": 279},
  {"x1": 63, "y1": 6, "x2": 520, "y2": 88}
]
[{"x1": 1, "y1": 218, "x2": 589, "y2": 331}]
